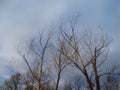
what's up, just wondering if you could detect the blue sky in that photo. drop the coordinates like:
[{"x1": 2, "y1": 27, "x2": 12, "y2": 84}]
[{"x1": 0, "y1": 0, "x2": 120, "y2": 84}]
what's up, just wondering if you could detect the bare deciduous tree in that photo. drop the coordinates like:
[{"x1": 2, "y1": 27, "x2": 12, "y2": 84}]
[
  {"x1": 3, "y1": 16, "x2": 116, "y2": 90},
  {"x1": 58, "y1": 23, "x2": 112, "y2": 90},
  {"x1": 3, "y1": 72, "x2": 21, "y2": 90},
  {"x1": 4, "y1": 61, "x2": 24, "y2": 90},
  {"x1": 18, "y1": 31, "x2": 52, "y2": 90},
  {"x1": 104, "y1": 75, "x2": 119, "y2": 90},
  {"x1": 51, "y1": 48, "x2": 71, "y2": 90}
]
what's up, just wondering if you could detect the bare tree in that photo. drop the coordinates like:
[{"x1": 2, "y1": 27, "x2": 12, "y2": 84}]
[
  {"x1": 3, "y1": 72, "x2": 21, "y2": 90},
  {"x1": 3, "y1": 16, "x2": 115, "y2": 90},
  {"x1": 104, "y1": 75, "x2": 119, "y2": 90},
  {"x1": 51, "y1": 47, "x2": 71, "y2": 90},
  {"x1": 18, "y1": 31, "x2": 52, "y2": 90},
  {"x1": 57, "y1": 22, "x2": 112, "y2": 90},
  {"x1": 3, "y1": 61, "x2": 24, "y2": 90},
  {"x1": 21, "y1": 70, "x2": 36, "y2": 89}
]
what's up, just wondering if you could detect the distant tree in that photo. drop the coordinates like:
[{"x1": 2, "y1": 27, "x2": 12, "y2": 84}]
[
  {"x1": 63, "y1": 83, "x2": 72, "y2": 90},
  {"x1": 3, "y1": 72, "x2": 21, "y2": 90},
  {"x1": 4, "y1": 59, "x2": 25, "y2": 90},
  {"x1": 70, "y1": 75, "x2": 83, "y2": 90},
  {"x1": 64, "y1": 73, "x2": 85, "y2": 90},
  {"x1": 20, "y1": 70, "x2": 36, "y2": 90},
  {"x1": 104, "y1": 75, "x2": 119, "y2": 90}
]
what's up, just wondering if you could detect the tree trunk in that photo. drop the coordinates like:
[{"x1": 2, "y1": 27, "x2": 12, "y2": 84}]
[
  {"x1": 14, "y1": 83, "x2": 18, "y2": 90},
  {"x1": 92, "y1": 65, "x2": 100, "y2": 90},
  {"x1": 86, "y1": 77, "x2": 94, "y2": 90},
  {"x1": 95, "y1": 77, "x2": 100, "y2": 90},
  {"x1": 92, "y1": 48, "x2": 100, "y2": 90},
  {"x1": 84, "y1": 72, "x2": 94, "y2": 90},
  {"x1": 55, "y1": 71, "x2": 61, "y2": 90},
  {"x1": 38, "y1": 82, "x2": 41, "y2": 90}
]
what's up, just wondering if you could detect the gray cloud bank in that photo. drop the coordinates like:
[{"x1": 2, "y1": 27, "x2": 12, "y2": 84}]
[{"x1": 0, "y1": 0, "x2": 120, "y2": 84}]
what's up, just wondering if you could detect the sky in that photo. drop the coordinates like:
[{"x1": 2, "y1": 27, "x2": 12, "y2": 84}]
[{"x1": 0, "y1": 0, "x2": 120, "y2": 84}]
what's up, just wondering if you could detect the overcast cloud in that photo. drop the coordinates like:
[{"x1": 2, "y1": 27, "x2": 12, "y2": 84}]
[{"x1": 0, "y1": 0, "x2": 120, "y2": 84}]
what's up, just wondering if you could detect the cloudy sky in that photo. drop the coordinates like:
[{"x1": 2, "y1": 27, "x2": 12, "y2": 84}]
[{"x1": 0, "y1": 0, "x2": 120, "y2": 84}]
